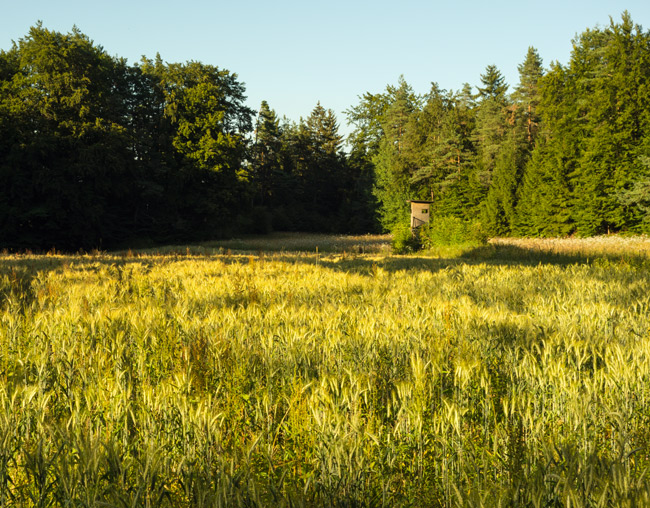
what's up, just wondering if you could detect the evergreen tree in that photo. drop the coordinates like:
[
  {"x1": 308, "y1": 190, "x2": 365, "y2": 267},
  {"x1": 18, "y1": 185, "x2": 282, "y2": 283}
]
[
  {"x1": 466, "y1": 65, "x2": 510, "y2": 232},
  {"x1": 474, "y1": 65, "x2": 510, "y2": 184},
  {"x1": 279, "y1": 103, "x2": 349, "y2": 231},
  {"x1": 483, "y1": 131, "x2": 526, "y2": 236},
  {"x1": 477, "y1": 64, "x2": 509, "y2": 99},
  {"x1": 345, "y1": 91, "x2": 390, "y2": 158},
  {"x1": 616, "y1": 156, "x2": 650, "y2": 231},
  {"x1": 515, "y1": 12, "x2": 650, "y2": 237},
  {"x1": 409, "y1": 84, "x2": 477, "y2": 210},
  {"x1": 6, "y1": 14, "x2": 650, "y2": 247},
  {"x1": 372, "y1": 78, "x2": 421, "y2": 230},
  {"x1": 483, "y1": 50, "x2": 543, "y2": 235},
  {"x1": 409, "y1": 84, "x2": 452, "y2": 196},
  {"x1": 433, "y1": 84, "x2": 478, "y2": 219},
  {"x1": 570, "y1": 12, "x2": 650, "y2": 234},
  {"x1": 343, "y1": 146, "x2": 379, "y2": 233},
  {"x1": 304, "y1": 103, "x2": 345, "y2": 229},
  {"x1": 251, "y1": 100, "x2": 283, "y2": 207},
  {"x1": 513, "y1": 47, "x2": 544, "y2": 147},
  {"x1": 514, "y1": 61, "x2": 576, "y2": 236},
  {"x1": 306, "y1": 102, "x2": 344, "y2": 157},
  {"x1": 514, "y1": 135, "x2": 574, "y2": 236}
]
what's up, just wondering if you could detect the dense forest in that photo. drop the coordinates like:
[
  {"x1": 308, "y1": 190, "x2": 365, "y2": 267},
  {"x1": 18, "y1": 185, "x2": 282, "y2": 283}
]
[
  {"x1": 350, "y1": 11, "x2": 650, "y2": 238},
  {"x1": 1, "y1": 12, "x2": 649, "y2": 250},
  {"x1": 0, "y1": 23, "x2": 374, "y2": 250}
]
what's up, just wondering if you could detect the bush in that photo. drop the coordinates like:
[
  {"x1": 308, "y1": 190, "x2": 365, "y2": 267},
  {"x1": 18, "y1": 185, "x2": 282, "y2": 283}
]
[
  {"x1": 391, "y1": 223, "x2": 421, "y2": 254},
  {"x1": 420, "y1": 216, "x2": 488, "y2": 248}
]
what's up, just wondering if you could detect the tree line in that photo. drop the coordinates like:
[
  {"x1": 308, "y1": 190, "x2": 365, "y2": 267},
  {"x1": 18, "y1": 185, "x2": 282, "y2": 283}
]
[
  {"x1": 2, "y1": 13, "x2": 650, "y2": 251},
  {"x1": 0, "y1": 23, "x2": 374, "y2": 250},
  {"x1": 348, "y1": 12, "x2": 650, "y2": 238}
]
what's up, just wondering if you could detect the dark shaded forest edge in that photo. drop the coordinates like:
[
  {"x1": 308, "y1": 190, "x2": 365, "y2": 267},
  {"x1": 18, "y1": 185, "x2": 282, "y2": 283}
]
[{"x1": 1, "y1": 12, "x2": 650, "y2": 251}]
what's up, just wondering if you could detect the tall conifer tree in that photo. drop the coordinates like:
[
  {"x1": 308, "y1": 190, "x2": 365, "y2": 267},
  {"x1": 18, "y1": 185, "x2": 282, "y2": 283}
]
[
  {"x1": 372, "y1": 78, "x2": 421, "y2": 230},
  {"x1": 484, "y1": 49, "x2": 543, "y2": 235},
  {"x1": 570, "y1": 12, "x2": 650, "y2": 234},
  {"x1": 474, "y1": 65, "x2": 509, "y2": 187},
  {"x1": 251, "y1": 101, "x2": 283, "y2": 206}
]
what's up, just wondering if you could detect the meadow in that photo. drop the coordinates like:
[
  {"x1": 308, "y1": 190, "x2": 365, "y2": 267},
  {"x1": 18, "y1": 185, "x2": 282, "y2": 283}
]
[{"x1": 1, "y1": 234, "x2": 650, "y2": 506}]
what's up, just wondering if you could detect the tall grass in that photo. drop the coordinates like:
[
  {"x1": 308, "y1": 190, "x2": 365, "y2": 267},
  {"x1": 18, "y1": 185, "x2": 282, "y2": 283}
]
[{"x1": 1, "y1": 236, "x2": 650, "y2": 506}]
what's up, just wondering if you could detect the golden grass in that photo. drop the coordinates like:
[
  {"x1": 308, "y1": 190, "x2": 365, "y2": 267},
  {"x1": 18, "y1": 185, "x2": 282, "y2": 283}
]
[{"x1": 492, "y1": 234, "x2": 650, "y2": 258}]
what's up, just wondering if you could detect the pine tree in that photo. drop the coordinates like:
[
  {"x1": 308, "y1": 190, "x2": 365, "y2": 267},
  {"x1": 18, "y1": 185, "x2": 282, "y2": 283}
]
[
  {"x1": 372, "y1": 78, "x2": 421, "y2": 230},
  {"x1": 484, "y1": 50, "x2": 544, "y2": 235},
  {"x1": 408, "y1": 84, "x2": 477, "y2": 210},
  {"x1": 513, "y1": 47, "x2": 544, "y2": 147},
  {"x1": 474, "y1": 65, "x2": 510, "y2": 187},
  {"x1": 251, "y1": 101, "x2": 283, "y2": 206}
]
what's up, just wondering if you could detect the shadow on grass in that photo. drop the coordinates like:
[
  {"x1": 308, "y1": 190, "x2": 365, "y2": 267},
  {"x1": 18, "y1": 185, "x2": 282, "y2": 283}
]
[
  {"x1": 199, "y1": 232, "x2": 392, "y2": 254},
  {"x1": 1, "y1": 237, "x2": 649, "y2": 289},
  {"x1": 460, "y1": 242, "x2": 650, "y2": 267},
  {"x1": 312, "y1": 240, "x2": 650, "y2": 276}
]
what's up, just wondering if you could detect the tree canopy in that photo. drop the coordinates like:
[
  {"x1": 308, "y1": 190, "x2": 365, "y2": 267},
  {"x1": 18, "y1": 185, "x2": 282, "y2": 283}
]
[
  {"x1": 348, "y1": 11, "x2": 650, "y2": 238},
  {"x1": 2, "y1": 13, "x2": 650, "y2": 250},
  {"x1": 0, "y1": 24, "x2": 376, "y2": 250}
]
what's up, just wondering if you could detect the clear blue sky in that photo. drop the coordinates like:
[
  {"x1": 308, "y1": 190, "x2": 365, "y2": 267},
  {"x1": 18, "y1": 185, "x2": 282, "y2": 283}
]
[{"x1": 2, "y1": 1, "x2": 649, "y2": 136}]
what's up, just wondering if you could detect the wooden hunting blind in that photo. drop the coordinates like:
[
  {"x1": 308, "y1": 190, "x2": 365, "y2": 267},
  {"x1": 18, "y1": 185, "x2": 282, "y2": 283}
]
[{"x1": 408, "y1": 200, "x2": 433, "y2": 231}]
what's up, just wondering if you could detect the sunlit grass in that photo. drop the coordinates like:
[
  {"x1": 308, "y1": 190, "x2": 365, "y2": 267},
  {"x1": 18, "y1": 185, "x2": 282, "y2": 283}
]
[{"x1": 492, "y1": 234, "x2": 650, "y2": 259}]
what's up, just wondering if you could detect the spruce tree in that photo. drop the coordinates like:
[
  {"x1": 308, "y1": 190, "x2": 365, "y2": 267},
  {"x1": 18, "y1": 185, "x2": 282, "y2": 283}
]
[
  {"x1": 410, "y1": 84, "x2": 452, "y2": 195},
  {"x1": 513, "y1": 47, "x2": 544, "y2": 147},
  {"x1": 472, "y1": 65, "x2": 511, "y2": 231},
  {"x1": 407, "y1": 84, "x2": 477, "y2": 215},
  {"x1": 483, "y1": 129, "x2": 528, "y2": 236},
  {"x1": 372, "y1": 78, "x2": 420, "y2": 230},
  {"x1": 514, "y1": 60, "x2": 576, "y2": 236},
  {"x1": 616, "y1": 156, "x2": 650, "y2": 231},
  {"x1": 570, "y1": 12, "x2": 650, "y2": 234},
  {"x1": 484, "y1": 49, "x2": 544, "y2": 235},
  {"x1": 280, "y1": 103, "x2": 349, "y2": 231},
  {"x1": 474, "y1": 65, "x2": 509, "y2": 186},
  {"x1": 251, "y1": 101, "x2": 283, "y2": 207},
  {"x1": 345, "y1": 91, "x2": 391, "y2": 160},
  {"x1": 435, "y1": 84, "x2": 479, "y2": 219}
]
